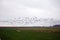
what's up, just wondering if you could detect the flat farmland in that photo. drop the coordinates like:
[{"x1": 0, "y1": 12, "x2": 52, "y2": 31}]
[
  {"x1": 0, "y1": 27, "x2": 60, "y2": 40},
  {"x1": 0, "y1": 27, "x2": 60, "y2": 32}
]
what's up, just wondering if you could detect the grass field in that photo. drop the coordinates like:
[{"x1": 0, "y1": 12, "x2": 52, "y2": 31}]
[{"x1": 0, "y1": 27, "x2": 60, "y2": 40}]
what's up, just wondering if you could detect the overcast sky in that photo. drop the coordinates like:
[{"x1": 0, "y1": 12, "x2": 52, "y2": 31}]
[
  {"x1": 0, "y1": 0, "x2": 60, "y2": 26},
  {"x1": 0, "y1": 0, "x2": 60, "y2": 18}
]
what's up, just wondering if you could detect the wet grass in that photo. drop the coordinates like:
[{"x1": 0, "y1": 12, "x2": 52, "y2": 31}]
[{"x1": 0, "y1": 30, "x2": 60, "y2": 40}]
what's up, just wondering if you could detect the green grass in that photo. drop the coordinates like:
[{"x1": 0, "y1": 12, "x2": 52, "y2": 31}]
[{"x1": 0, "y1": 30, "x2": 60, "y2": 40}]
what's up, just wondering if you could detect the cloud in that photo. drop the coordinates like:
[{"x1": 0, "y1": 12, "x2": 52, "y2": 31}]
[
  {"x1": 0, "y1": 0, "x2": 59, "y2": 18},
  {"x1": 0, "y1": 0, "x2": 60, "y2": 26},
  {"x1": 16, "y1": 0, "x2": 60, "y2": 19}
]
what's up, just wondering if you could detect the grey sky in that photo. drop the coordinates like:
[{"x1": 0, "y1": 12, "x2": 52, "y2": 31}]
[
  {"x1": 0, "y1": 0, "x2": 60, "y2": 18},
  {"x1": 0, "y1": 0, "x2": 60, "y2": 26}
]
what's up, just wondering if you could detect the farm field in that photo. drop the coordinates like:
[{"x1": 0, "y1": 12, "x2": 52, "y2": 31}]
[{"x1": 0, "y1": 27, "x2": 60, "y2": 40}]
